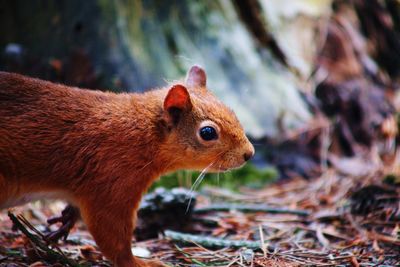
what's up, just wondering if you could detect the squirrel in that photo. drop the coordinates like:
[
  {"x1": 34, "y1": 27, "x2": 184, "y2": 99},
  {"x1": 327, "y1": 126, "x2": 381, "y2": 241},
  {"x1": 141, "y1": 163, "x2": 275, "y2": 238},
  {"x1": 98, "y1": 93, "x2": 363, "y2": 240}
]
[{"x1": 0, "y1": 66, "x2": 254, "y2": 267}]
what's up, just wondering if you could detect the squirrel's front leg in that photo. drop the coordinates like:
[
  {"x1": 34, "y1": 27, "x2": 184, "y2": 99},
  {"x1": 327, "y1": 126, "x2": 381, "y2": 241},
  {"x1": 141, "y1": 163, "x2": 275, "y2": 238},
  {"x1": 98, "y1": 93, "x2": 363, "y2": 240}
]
[{"x1": 79, "y1": 198, "x2": 166, "y2": 267}]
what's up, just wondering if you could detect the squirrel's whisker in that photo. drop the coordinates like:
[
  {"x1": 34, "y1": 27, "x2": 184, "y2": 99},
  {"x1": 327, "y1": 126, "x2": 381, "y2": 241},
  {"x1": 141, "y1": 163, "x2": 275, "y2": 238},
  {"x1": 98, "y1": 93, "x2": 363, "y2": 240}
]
[
  {"x1": 185, "y1": 161, "x2": 215, "y2": 213},
  {"x1": 216, "y1": 162, "x2": 222, "y2": 186}
]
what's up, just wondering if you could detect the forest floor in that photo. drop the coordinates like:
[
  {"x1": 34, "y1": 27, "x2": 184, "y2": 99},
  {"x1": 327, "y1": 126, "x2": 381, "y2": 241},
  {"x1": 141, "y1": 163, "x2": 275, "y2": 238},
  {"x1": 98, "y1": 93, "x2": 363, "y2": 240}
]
[{"x1": 0, "y1": 161, "x2": 399, "y2": 267}]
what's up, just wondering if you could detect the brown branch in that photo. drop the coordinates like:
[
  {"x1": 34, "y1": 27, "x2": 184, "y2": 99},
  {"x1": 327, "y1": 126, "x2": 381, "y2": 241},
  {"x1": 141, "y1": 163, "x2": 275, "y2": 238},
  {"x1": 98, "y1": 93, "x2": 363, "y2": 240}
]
[{"x1": 8, "y1": 212, "x2": 81, "y2": 267}]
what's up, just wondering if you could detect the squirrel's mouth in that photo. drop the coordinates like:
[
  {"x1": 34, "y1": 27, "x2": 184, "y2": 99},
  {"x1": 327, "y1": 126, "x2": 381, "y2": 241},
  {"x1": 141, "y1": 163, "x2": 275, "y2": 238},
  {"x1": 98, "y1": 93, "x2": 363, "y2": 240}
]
[
  {"x1": 210, "y1": 162, "x2": 246, "y2": 173},
  {"x1": 204, "y1": 155, "x2": 248, "y2": 173}
]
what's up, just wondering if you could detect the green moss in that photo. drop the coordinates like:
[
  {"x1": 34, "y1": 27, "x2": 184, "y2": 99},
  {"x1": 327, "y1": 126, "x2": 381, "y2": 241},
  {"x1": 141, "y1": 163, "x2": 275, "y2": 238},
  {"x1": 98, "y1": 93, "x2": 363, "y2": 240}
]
[
  {"x1": 383, "y1": 173, "x2": 400, "y2": 185},
  {"x1": 151, "y1": 163, "x2": 278, "y2": 191}
]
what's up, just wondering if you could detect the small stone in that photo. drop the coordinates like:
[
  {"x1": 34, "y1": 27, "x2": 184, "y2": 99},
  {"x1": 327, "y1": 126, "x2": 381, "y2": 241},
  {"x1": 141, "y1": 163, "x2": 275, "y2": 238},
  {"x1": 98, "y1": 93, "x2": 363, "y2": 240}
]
[
  {"x1": 241, "y1": 248, "x2": 254, "y2": 264},
  {"x1": 4, "y1": 43, "x2": 23, "y2": 56},
  {"x1": 132, "y1": 247, "x2": 151, "y2": 258}
]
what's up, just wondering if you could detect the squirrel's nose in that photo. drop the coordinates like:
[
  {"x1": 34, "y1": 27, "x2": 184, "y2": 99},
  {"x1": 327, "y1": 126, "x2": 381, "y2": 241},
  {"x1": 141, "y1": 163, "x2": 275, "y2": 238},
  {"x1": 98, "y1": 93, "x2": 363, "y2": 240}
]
[{"x1": 243, "y1": 151, "x2": 254, "y2": 162}]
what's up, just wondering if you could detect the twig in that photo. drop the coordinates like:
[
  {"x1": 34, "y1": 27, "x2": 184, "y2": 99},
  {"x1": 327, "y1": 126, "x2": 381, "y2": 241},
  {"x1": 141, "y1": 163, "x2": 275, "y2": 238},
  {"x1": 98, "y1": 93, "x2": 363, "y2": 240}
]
[
  {"x1": 174, "y1": 245, "x2": 208, "y2": 266},
  {"x1": 8, "y1": 212, "x2": 80, "y2": 267},
  {"x1": 165, "y1": 230, "x2": 274, "y2": 251},
  {"x1": 194, "y1": 203, "x2": 310, "y2": 216}
]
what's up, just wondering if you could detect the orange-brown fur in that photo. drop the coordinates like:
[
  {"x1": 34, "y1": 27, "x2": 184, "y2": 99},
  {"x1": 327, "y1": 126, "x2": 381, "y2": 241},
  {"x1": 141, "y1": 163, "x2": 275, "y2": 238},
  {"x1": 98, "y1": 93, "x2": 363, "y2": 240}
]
[{"x1": 0, "y1": 66, "x2": 254, "y2": 266}]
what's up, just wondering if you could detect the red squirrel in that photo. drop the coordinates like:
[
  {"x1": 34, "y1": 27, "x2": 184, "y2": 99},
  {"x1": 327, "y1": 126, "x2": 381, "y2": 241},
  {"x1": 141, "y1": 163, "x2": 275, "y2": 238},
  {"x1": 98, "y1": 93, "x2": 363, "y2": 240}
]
[{"x1": 0, "y1": 66, "x2": 254, "y2": 267}]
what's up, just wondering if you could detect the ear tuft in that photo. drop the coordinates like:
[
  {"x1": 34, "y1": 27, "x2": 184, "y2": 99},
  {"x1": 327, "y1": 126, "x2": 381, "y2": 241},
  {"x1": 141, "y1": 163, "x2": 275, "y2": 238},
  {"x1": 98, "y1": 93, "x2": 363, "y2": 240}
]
[
  {"x1": 186, "y1": 65, "x2": 207, "y2": 88},
  {"x1": 163, "y1": 84, "x2": 192, "y2": 124}
]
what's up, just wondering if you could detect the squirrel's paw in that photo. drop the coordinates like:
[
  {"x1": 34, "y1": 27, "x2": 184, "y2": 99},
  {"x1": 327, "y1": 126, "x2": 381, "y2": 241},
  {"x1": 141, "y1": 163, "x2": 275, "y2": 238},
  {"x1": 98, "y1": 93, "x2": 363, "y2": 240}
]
[{"x1": 46, "y1": 204, "x2": 80, "y2": 242}]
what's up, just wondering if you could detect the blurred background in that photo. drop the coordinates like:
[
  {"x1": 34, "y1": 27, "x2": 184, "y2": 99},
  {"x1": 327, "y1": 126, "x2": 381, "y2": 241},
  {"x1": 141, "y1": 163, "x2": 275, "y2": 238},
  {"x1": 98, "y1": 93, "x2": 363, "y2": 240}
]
[{"x1": 1, "y1": 1, "x2": 400, "y2": 265}]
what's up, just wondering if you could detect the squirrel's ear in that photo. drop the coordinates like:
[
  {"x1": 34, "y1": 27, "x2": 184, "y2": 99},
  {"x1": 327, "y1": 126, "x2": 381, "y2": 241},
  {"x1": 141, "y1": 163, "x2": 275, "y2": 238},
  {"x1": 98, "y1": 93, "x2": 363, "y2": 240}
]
[
  {"x1": 186, "y1": 65, "x2": 207, "y2": 88},
  {"x1": 163, "y1": 84, "x2": 192, "y2": 124}
]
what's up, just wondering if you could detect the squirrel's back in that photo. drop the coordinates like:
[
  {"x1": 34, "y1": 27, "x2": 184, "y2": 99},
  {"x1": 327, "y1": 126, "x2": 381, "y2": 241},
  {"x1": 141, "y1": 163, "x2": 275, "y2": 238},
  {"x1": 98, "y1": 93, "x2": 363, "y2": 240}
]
[{"x1": 0, "y1": 72, "x2": 114, "y2": 117}]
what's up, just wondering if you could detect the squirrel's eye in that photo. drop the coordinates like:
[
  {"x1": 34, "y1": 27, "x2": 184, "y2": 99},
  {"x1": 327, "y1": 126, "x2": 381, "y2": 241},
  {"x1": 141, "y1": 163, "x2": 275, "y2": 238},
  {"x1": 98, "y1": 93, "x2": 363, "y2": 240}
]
[{"x1": 199, "y1": 126, "x2": 218, "y2": 141}]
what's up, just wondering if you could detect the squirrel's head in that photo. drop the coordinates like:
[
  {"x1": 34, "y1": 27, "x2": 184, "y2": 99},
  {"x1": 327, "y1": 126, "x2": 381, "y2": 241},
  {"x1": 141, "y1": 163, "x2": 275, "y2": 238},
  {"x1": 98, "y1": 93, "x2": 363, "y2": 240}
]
[{"x1": 159, "y1": 66, "x2": 254, "y2": 173}]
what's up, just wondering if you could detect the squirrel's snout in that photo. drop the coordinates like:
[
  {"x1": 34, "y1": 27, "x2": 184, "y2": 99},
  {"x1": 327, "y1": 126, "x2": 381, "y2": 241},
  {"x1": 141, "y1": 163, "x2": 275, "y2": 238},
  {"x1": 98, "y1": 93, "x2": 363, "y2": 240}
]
[
  {"x1": 243, "y1": 152, "x2": 252, "y2": 162},
  {"x1": 243, "y1": 145, "x2": 255, "y2": 162}
]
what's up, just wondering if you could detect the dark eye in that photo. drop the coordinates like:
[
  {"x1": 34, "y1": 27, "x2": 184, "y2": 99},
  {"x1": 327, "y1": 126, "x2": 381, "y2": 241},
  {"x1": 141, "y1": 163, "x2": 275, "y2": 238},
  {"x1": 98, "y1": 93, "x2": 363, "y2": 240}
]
[{"x1": 199, "y1": 126, "x2": 218, "y2": 141}]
